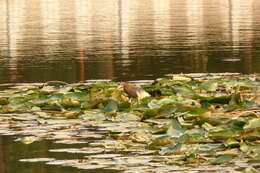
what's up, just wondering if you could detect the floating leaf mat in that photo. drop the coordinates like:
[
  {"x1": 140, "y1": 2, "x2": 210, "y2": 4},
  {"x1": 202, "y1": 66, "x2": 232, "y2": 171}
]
[{"x1": 0, "y1": 73, "x2": 259, "y2": 172}]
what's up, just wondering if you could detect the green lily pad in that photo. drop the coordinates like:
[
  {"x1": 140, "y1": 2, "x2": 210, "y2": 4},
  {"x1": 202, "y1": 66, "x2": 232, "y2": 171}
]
[
  {"x1": 198, "y1": 82, "x2": 218, "y2": 92},
  {"x1": 0, "y1": 75, "x2": 259, "y2": 171},
  {"x1": 173, "y1": 86, "x2": 196, "y2": 97},
  {"x1": 244, "y1": 118, "x2": 260, "y2": 131},
  {"x1": 167, "y1": 119, "x2": 185, "y2": 137},
  {"x1": 210, "y1": 155, "x2": 233, "y2": 165},
  {"x1": 224, "y1": 138, "x2": 240, "y2": 147},
  {"x1": 103, "y1": 100, "x2": 118, "y2": 113}
]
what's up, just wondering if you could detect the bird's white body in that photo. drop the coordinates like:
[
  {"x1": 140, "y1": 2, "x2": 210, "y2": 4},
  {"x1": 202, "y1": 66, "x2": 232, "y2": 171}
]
[{"x1": 136, "y1": 89, "x2": 150, "y2": 99}]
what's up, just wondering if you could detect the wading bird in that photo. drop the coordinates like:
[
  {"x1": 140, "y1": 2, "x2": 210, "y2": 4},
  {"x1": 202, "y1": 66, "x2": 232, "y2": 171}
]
[{"x1": 121, "y1": 82, "x2": 150, "y2": 99}]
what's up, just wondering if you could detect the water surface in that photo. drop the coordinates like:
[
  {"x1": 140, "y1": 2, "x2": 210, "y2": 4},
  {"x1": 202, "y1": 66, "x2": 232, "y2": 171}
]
[
  {"x1": 1, "y1": 1, "x2": 260, "y2": 172},
  {"x1": 0, "y1": 0, "x2": 260, "y2": 83},
  {"x1": 0, "y1": 136, "x2": 121, "y2": 173}
]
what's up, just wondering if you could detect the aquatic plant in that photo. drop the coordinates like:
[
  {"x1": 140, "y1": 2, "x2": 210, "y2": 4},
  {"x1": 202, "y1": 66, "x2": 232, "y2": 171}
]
[{"x1": 0, "y1": 74, "x2": 259, "y2": 172}]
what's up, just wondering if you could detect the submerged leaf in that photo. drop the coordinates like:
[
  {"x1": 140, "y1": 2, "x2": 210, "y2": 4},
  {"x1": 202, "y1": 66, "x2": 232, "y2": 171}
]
[
  {"x1": 210, "y1": 155, "x2": 233, "y2": 165},
  {"x1": 198, "y1": 82, "x2": 218, "y2": 92},
  {"x1": 224, "y1": 138, "x2": 240, "y2": 147},
  {"x1": 103, "y1": 100, "x2": 118, "y2": 113},
  {"x1": 244, "y1": 118, "x2": 260, "y2": 131},
  {"x1": 0, "y1": 97, "x2": 9, "y2": 105},
  {"x1": 116, "y1": 112, "x2": 141, "y2": 121},
  {"x1": 143, "y1": 109, "x2": 158, "y2": 119},
  {"x1": 167, "y1": 119, "x2": 185, "y2": 137},
  {"x1": 244, "y1": 167, "x2": 260, "y2": 173},
  {"x1": 173, "y1": 87, "x2": 195, "y2": 97},
  {"x1": 81, "y1": 110, "x2": 106, "y2": 121},
  {"x1": 147, "y1": 136, "x2": 173, "y2": 150}
]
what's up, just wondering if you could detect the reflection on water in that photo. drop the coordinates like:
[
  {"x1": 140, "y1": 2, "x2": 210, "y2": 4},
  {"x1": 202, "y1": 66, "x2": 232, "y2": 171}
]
[
  {"x1": 0, "y1": 0, "x2": 260, "y2": 83},
  {"x1": 0, "y1": 136, "x2": 121, "y2": 173}
]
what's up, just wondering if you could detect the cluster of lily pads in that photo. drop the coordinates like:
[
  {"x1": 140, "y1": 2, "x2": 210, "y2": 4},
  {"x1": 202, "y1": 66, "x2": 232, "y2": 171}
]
[{"x1": 0, "y1": 74, "x2": 259, "y2": 172}]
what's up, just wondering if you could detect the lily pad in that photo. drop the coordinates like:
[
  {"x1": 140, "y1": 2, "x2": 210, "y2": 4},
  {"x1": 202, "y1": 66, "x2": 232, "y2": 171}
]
[{"x1": 19, "y1": 158, "x2": 56, "y2": 162}]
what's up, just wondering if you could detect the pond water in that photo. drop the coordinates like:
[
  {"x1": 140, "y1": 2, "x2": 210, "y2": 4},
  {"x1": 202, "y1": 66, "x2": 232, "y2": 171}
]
[
  {"x1": 0, "y1": 0, "x2": 260, "y2": 172},
  {"x1": 0, "y1": 136, "x2": 121, "y2": 173},
  {"x1": 0, "y1": 0, "x2": 260, "y2": 83}
]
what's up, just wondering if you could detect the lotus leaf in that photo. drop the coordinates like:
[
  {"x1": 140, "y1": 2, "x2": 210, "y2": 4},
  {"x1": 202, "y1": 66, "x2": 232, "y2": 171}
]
[{"x1": 0, "y1": 74, "x2": 259, "y2": 171}]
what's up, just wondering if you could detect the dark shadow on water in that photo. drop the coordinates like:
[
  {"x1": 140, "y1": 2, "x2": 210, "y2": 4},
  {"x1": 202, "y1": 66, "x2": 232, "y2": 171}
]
[{"x1": 0, "y1": 136, "x2": 121, "y2": 173}]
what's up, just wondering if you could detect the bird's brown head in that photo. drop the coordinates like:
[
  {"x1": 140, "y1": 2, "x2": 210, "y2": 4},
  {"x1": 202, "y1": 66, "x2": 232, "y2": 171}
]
[{"x1": 120, "y1": 82, "x2": 129, "y2": 89}]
